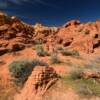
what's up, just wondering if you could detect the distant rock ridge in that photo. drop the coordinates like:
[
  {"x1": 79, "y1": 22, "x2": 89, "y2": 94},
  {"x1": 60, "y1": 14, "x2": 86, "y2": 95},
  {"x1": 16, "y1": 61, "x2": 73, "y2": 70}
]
[
  {"x1": 0, "y1": 13, "x2": 58, "y2": 55},
  {"x1": 0, "y1": 12, "x2": 100, "y2": 55}
]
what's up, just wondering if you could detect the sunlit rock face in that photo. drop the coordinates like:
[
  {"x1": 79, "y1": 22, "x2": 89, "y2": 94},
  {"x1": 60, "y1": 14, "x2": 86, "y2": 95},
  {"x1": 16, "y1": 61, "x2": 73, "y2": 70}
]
[
  {"x1": 14, "y1": 66, "x2": 59, "y2": 100},
  {"x1": 0, "y1": 12, "x2": 100, "y2": 56}
]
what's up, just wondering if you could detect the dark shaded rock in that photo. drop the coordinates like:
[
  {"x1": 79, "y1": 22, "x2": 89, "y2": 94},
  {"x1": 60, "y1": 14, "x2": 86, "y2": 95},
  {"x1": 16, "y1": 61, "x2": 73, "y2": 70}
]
[
  {"x1": 0, "y1": 47, "x2": 8, "y2": 56},
  {"x1": 0, "y1": 24, "x2": 9, "y2": 31},
  {"x1": 63, "y1": 41, "x2": 72, "y2": 47},
  {"x1": 7, "y1": 43, "x2": 25, "y2": 52},
  {"x1": 4, "y1": 30, "x2": 16, "y2": 39}
]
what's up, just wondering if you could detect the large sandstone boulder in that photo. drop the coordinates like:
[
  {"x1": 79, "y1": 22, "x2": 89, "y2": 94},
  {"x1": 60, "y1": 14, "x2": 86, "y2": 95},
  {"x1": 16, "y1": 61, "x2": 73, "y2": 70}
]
[{"x1": 14, "y1": 66, "x2": 59, "y2": 100}]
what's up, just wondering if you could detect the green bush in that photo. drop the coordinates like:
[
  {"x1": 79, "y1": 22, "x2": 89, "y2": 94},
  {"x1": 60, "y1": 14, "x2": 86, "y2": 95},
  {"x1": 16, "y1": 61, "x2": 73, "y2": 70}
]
[
  {"x1": 9, "y1": 60, "x2": 34, "y2": 86},
  {"x1": 63, "y1": 67, "x2": 100, "y2": 97},
  {"x1": 70, "y1": 68, "x2": 83, "y2": 80},
  {"x1": 50, "y1": 54, "x2": 61, "y2": 64},
  {"x1": 61, "y1": 49, "x2": 80, "y2": 57},
  {"x1": 35, "y1": 45, "x2": 49, "y2": 57},
  {"x1": 8, "y1": 59, "x2": 48, "y2": 86},
  {"x1": 33, "y1": 40, "x2": 43, "y2": 45},
  {"x1": 31, "y1": 58, "x2": 48, "y2": 67},
  {"x1": 57, "y1": 47, "x2": 64, "y2": 51}
]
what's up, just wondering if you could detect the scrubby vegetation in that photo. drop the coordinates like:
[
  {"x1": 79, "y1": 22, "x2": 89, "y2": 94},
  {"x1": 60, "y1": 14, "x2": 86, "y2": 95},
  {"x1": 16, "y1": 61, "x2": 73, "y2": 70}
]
[
  {"x1": 35, "y1": 45, "x2": 49, "y2": 57},
  {"x1": 62, "y1": 66, "x2": 100, "y2": 98},
  {"x1": 50, "y1": 53, "x2": 61, "y2": 64},
  {"x1": 78, "y1": 28, "x2": 90, "y2": 35},
  {"x1": 57, "y1": 47, "x2": 64, "y2": 51},
  {"x1": 9, "y1": 60, "x2": 34, "y2": 86},
  {"x1": 60, "y1": 49, "x2": 80, "y2": 57},
  {"x1": 33, "y1": 40, "x2": 43, "y2": 45},
  {"x1": 8, "y1": 59, "x2": 48, "y2": 86},
  {"x1": 83, "y1": 29, "x2": 90, "y2": 35}
]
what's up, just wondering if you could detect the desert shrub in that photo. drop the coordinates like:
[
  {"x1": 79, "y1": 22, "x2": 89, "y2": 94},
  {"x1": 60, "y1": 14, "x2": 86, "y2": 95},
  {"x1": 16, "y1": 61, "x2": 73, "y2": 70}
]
[
  {"x1": 57, "y1": 47, "x2": 64, "y2": 51},
  {"x1": 64, "y1": 60, "x2": 73, "y2": 66},
  {"x1": 9, "y1": 60, "x2": 34, "y2": 86},
  {"x1": 32, "y1": 58, "x2": 49, "y2": 67},
  {"x1": 33, "y1": 40, "x2": 43, "y2": 45},
  {"x1": 8, "y1": 59, "x2": 48, "y2": 86},
  {"x1": 61, "y1": 49, "x2": 80, "y2": 57},
  {"x1": 35, "y1": 45, "x2": 49, "y2": 57},
  {"x1": 94, "y1": 56, "x2": 100, "y2": 63},
  {"x1": 70, "y1": 68, "x2": 83, "y2": 80},
  {"x1": 50, "y1": 53, "x2": 61, "y2": 64},
  {"x1": 78, "y1": 28, "x2": 83, "y2": 32},
  {"x1": 83, "y1": 29, "x2": 90, "y2": 35},
  {"x1": 63, "y1": 67, "x2": 100, "y2": 97},
  {"x1": 76, "y1": 78, "x2": 100, "y2": 97},
  {"x1": 78, "y1": 28, "x2": 90, "y2": 35},
  {"x1": 83, "y1": 63, "x2": 100, "y2": 72}
]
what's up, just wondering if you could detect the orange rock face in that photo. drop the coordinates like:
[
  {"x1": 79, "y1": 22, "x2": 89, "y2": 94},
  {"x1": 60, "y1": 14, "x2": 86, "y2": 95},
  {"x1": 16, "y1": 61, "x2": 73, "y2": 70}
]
[
  {"x1": 0, "y1": 13, "x2": 58, "y2": 55},
  {"x1": 0, "y1": 12, "x2": 100, "y2": 56},
  {"x1": 0, "y1": 13, "x2": 100, "y2": 100},
  {"x1": 14, "y1": 66, "x2": 58, "y2": 100},
  {"x1": 0, "y1": 13, "x2": 34, "y2": 54},
  {"x1": 56, "y1": 20, "x2": 100, "y2": 53}
]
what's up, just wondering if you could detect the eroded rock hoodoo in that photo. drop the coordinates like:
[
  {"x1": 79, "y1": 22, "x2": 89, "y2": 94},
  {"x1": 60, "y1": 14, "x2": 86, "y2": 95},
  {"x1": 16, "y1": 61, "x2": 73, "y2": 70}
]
[{"x1": 14, "y1": 66, "x2": 59, "y2": 100}]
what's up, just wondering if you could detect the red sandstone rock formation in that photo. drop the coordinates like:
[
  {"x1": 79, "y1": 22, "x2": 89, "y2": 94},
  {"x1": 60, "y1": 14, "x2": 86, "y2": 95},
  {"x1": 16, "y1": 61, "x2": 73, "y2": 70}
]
[
  {"x1": 0, "y1": 12, "x2": 100, "y2": 55},
  {"x1": 14, "y1": 66, "x2": 58, "y2": 100},
  {"x1": 56, "y1": 20, "x2": 100, "y2": 53}
]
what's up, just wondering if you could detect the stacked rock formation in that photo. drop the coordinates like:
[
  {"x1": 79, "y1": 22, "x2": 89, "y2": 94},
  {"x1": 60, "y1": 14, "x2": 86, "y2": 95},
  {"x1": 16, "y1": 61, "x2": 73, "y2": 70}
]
[{"x1": 14, "y1": 66, "x2": 59, "y2": 100}]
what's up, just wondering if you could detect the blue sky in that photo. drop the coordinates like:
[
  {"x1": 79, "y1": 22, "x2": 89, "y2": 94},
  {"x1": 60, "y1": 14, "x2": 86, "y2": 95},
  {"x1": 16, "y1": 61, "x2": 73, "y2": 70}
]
[{"x1": 0, "y1": 0, "x2": 100, "y2": 26}]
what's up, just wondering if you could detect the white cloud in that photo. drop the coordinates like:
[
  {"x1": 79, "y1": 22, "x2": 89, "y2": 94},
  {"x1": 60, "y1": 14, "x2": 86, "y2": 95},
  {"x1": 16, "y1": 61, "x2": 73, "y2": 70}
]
[
  {"x1": 0, "y1": 0, "x2": 57, "y2": 9},
  {"x1": 0, "y1": 0, "x2": 31, "y2": 9},
  {"x1": 8, "y1": 0, "x2": 54, "y2": 7}
]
